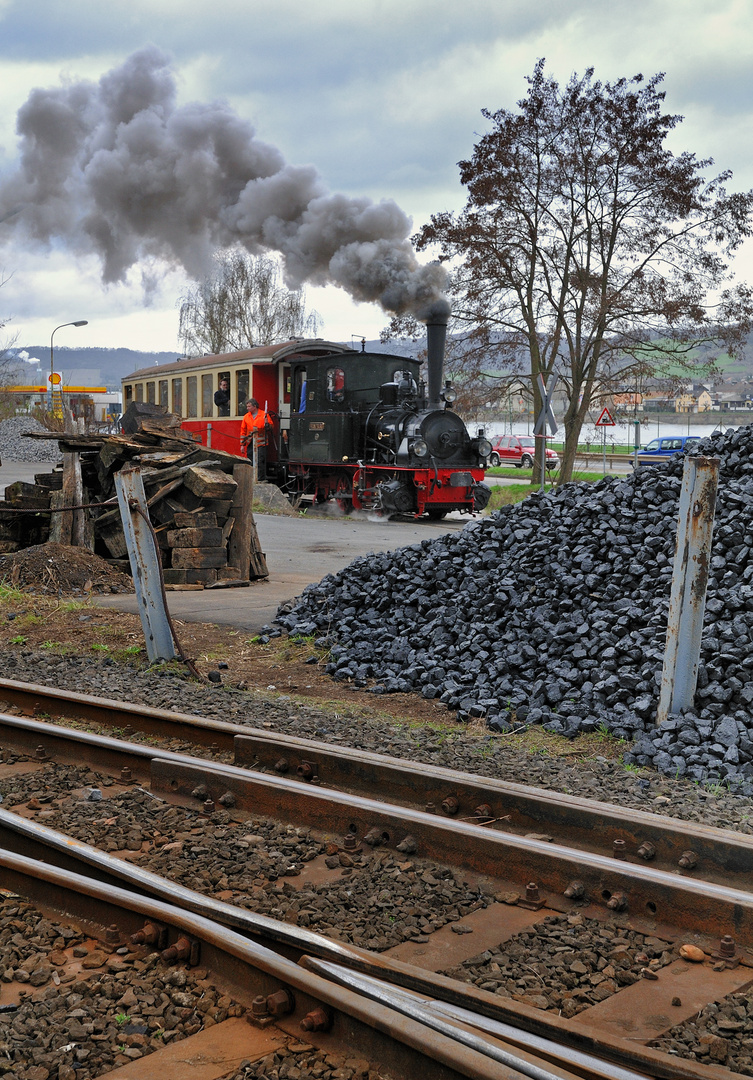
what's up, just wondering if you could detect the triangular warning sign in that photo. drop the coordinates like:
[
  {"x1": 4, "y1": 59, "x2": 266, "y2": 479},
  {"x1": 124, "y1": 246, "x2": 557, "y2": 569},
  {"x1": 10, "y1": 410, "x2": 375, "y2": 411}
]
[{"x1": 595, "y1": 407, "x2": 615, "y2": 426}]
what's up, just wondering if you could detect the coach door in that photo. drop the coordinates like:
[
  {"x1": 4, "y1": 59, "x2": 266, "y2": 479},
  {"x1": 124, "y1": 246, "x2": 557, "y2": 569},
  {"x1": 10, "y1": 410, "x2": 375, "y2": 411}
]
[{"x1": 279, "y1": 365, "x2": 291, "y2": 427}]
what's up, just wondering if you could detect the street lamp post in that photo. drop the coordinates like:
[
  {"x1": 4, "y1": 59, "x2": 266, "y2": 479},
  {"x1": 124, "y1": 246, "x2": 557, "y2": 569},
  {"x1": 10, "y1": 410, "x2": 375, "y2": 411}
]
[{"x1": 49, "y1": 320, "x2": 88, "y2": 414}]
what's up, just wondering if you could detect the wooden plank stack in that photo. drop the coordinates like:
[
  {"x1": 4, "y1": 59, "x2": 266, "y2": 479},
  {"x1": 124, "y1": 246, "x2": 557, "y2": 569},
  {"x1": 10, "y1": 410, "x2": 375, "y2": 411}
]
[{"x1": 2, "y1": 404, "x2": 268, "y2": 586}]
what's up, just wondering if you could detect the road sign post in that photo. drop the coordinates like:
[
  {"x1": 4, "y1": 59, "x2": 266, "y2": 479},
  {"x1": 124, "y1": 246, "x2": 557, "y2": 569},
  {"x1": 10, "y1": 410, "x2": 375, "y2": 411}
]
[
  {"x1": 533, "y1": 375, "x2": 558, "y2": 491},
  {"x1": 594, "y1": 408, "x2": 615, "y2": 476}
]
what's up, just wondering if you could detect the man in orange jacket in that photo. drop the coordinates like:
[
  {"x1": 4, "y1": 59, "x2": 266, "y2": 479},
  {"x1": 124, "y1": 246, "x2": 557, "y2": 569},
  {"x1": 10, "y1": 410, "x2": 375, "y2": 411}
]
[{"x1": 240, "y1": 398, "x2": 272, "y2": 478}]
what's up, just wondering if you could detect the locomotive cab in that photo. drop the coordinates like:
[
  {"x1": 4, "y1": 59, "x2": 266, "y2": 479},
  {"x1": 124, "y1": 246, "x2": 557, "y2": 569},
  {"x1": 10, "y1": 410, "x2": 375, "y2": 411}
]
[
  {"x1": 288, "y1": 352, "x2": 424, "y2": 466},
  {"x1": 285, "y1": 348, "x2": 490, "y2": 516}
]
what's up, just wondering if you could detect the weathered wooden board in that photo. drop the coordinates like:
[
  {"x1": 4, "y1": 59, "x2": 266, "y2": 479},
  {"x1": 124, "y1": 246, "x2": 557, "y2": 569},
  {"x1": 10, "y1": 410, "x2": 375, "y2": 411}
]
[
  {"x1": 217, "y1": 566, "x2": 243, "y2": 581},
  {"x1": 166, "y1": 527, "x2": 223, "y2": 548},
  {"x1": 99, "y1": 521, "x2": 128, "y2": 558},
  {"x1": 173, "y1": 511, "x2": 218, "y2": 529},
  {"x1": 3, "y1": 494, "x2": 51, "y2": 510},
  {"x1": 49, "y1": 490, "x2": 72, "y2": 545},
  {"x1": 200, "y1": 499, "x2": 233, "y2": 520},
  {"x1": 183, "y1": 465, "x2": 238, "y2": 500},
  {"x1": 33, "y1": 472, "x2": 63, "y2": 490},
  {"x1": 170, "y1": 546, "x2": 228, "y2": 569},
  {"x1": 4, "y1": 482, "x2": 51, "y2": 505},
  {"x1": 63, "y1": 452, "x2": 86, "y2": 549},
  {"x1": 163, "y1": 568, "x2": 218, "y2": 585},
  {"x1": 227, "y1": 463, "x2": 268, "y2": 580}
]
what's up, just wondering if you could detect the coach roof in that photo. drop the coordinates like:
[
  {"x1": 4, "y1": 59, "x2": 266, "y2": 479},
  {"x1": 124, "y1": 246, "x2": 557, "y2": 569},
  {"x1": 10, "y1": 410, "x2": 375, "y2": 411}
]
[{"x1": 124, "y1": 339, "x2": 350, "y2": 381}]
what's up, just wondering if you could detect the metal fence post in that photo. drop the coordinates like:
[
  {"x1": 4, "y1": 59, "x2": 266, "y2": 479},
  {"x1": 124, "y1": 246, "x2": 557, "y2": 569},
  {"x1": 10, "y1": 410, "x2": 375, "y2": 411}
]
[
  {"x1": 114, "y1": 465, "x2": 177, "y2": 664},
  {"x1": 656, "y1": 456, "x2": 720, "y2": 725}
]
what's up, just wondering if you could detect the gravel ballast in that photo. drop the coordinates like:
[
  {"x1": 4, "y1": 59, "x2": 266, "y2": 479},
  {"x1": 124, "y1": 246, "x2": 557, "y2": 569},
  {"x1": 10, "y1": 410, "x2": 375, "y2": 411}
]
[
  {"x1": 278, "y1": 425, "x2": 753, "y2": 792},
  {"x1": 0, "y1": 893, "x2": 245, "y2": 1080}
]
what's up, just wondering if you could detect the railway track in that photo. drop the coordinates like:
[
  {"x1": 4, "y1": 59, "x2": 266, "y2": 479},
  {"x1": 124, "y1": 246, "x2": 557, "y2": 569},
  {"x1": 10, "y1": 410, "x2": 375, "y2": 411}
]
[
  {"x1": 1, "y1": 679, "x2": 752, "y2": 1078},
  {"x1": 2, "y1": 677, "x2": 752, "y2": 890}
]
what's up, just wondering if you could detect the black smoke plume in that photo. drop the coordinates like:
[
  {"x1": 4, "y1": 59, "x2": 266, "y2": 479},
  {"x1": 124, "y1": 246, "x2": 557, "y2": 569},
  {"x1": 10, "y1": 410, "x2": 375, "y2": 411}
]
[{"x1": 0, "y1": 47, "x2": 448, "y2": 320}]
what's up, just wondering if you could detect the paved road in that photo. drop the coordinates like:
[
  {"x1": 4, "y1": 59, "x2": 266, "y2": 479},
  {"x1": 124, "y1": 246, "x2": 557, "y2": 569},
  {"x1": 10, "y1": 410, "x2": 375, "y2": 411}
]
[
  {"x1": 94, "y1": 511, "x2": 466, "y2": 632},
  {"x1": 0, "y1": 460, "x2": 49, "y2": 496}
]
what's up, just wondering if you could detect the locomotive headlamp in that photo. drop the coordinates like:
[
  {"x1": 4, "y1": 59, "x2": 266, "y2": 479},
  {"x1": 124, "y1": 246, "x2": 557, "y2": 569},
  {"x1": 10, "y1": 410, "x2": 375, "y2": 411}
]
[
  {"x1": 441, "y1": 385, "x2": 457, "y2": 405},
  {"x1": 475, "y1": 437, "x2": 492, "y2": 459},
  {"x1": 412, "y1": 438, "x2": 428, "y2": 458}
]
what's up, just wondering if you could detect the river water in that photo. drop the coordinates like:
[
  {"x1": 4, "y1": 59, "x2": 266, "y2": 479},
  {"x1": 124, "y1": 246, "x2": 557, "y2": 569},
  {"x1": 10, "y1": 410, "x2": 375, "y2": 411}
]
[{"x1": 475, "y1": 417, "x2": 751, "y2": 448}]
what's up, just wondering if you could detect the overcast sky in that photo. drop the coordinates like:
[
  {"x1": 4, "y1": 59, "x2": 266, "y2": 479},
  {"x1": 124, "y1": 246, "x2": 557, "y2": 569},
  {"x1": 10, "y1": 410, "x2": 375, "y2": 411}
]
[{"x1": 0, "y1": 0, "x2": 751, "y2": 355}]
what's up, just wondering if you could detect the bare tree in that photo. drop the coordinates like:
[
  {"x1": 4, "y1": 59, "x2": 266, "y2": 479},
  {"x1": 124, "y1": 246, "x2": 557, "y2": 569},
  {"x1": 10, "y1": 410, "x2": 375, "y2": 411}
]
[
  {"x1": 178, "y1": 251, "x2": 320, "y2": 356},
  {"x1": 416, "y1": 62, "x2": 753, "y2": 483}
]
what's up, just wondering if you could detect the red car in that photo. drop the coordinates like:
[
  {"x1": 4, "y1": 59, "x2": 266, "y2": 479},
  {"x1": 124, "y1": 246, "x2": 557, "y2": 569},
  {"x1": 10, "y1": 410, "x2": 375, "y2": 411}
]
[{"x1": 489, "y1": 435, "x2": 559, "y2": 470}]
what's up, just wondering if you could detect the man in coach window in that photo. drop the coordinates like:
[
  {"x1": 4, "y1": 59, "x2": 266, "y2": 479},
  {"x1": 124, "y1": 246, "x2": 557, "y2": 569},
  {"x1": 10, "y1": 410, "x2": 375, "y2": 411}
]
[{"x1": 214, "y1": 378, "x2": 230, "y2": 417}]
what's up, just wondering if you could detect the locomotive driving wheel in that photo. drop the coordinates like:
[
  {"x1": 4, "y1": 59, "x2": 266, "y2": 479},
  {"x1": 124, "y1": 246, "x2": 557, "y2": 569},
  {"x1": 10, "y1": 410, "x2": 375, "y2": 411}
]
[{"x1": 334, "y1": 472, "x2": 353, "y2": 515}]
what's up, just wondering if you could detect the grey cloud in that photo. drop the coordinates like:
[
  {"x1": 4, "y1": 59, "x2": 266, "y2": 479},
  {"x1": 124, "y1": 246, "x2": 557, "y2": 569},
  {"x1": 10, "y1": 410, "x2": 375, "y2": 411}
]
[{"x1": 0, "y1": 47, "x2": 447, "y2": 318}]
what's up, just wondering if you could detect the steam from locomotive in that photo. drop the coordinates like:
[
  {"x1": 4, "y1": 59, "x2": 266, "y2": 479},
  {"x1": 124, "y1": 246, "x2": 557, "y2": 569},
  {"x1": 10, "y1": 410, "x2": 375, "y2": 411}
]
[{"x1": 0, "y1": 47, "x2": 448, "y2": 320}]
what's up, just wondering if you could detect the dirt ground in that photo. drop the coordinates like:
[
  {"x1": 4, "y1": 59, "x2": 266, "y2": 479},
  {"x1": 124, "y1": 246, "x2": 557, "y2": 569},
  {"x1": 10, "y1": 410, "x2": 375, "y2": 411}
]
[
  {"x1": 0, "y1": 546, "x2": 628, "y2": 764},
  {"x1": 0, "y1": 581, "x2": 460, "y2": 728}
]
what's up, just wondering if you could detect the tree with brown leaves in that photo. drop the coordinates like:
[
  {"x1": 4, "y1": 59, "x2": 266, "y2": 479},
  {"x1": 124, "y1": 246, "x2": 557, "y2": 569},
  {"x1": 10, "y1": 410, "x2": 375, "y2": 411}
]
[{"x1": 416, "y1": 61, "x2": 753, "y2": 482}]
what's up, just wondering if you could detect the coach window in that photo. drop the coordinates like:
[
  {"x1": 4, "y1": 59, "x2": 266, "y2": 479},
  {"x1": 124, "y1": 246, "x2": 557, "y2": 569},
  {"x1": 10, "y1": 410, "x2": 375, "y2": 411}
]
[
  {"x1": 201, "y1": 374, "x2": 213, "y2": 417},
  {"x1": 186, "y1": 376, "x2": 198, "y2": 417},
  {"x1": 135, "y1": 383, "x2": 143, "y2": 402},
  {"x1": 146, "y1": 381, "x2": 155, "y2": 405},
  {"x1": 124, "y1": 385, "x2": 133, "y2": 406},
  {"x1": 171, "y1": 378, "x2": 183, "y2": 415},
  {"x1": 216, "y1": 371, "x2": 231, "y2": 417},
  {"x1": 159, "y1": 380, "x2": 168, "y2": 408},
  {"x1": 236, "y1": 370, "x2": 249, "y2": 414}
]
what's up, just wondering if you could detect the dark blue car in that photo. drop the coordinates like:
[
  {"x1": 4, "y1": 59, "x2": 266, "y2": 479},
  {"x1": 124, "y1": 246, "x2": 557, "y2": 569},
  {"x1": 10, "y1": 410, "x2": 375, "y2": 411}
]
[{"x1": 636, "y1": 435, "x2": 701, "y2": 464}]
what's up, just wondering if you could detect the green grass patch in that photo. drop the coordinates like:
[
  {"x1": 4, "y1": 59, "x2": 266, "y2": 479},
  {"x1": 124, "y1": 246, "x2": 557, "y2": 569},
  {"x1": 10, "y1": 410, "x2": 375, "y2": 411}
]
[
  {"x1": 0, "y1": 582, "x2": 27, "y2": 604},
  {"x1": 112, "y1": 644, "x2": 144, "y2": 662},
  {"x1": 484, "y1": 483, "x2": 553, "y2": 511},
  {"x1": 57, "y1": 599, "x2": 94, "y2": 614},
  {"x1": 487, "y1": 466, "x2": 612, "y2": 483},
  {"x1": 15, "y1": 612, "x2": 44, "y2": 627},
  {"x1": 36, "y1": 640, "x2": 74, "y2": 655}
]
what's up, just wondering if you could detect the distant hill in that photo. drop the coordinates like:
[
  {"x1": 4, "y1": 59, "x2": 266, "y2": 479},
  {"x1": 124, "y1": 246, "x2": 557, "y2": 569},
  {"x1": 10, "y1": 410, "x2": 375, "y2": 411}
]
[{"x1": 9, "y1": 346, "x2": 182, "y2": 390}]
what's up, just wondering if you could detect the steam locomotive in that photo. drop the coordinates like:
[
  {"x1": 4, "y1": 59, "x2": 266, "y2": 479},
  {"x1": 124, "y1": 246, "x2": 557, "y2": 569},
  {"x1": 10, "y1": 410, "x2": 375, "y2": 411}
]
[{"x1": 122, "y1": 314, "x2": 492, "y2": 518}]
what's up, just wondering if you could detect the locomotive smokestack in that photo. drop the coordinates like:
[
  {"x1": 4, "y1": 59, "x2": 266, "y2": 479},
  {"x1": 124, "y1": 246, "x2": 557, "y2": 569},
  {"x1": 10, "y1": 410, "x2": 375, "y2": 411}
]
[{"x1": 426, "y1": 307, "x2": 449, "y2": 409}]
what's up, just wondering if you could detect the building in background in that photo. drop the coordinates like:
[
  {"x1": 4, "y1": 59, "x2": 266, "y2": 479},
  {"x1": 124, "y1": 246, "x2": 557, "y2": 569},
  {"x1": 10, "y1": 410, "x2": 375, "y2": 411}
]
[{"x1": 1, "y1": 383, "x2": 122, "y2": 422}]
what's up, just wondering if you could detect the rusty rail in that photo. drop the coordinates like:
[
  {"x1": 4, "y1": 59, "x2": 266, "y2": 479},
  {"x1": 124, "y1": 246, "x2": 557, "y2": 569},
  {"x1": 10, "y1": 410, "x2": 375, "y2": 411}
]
[
  {"x1": 2, "y1": 678, "x2": 753, "y2": 889},
  {"x1": 0, "y1": 805, "x2": 729, "y2": 1080},
  {"x1": 3, "y1": 711, "x2": 753, "y2": 956},
  {"x1": 1, "y1": 848, "x2": 529, "y2": 1080}
]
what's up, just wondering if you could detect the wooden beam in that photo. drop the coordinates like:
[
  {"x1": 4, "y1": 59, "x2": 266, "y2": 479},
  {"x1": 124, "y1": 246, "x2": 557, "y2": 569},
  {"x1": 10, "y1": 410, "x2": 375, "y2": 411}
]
[{"x1": 228, "y1": 463, "x2": 268, "y2": 579}]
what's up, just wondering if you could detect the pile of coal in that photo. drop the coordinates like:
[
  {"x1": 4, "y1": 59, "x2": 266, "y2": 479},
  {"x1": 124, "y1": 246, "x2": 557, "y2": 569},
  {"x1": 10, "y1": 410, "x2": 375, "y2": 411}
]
[{"x1": 278, "y1": 425, "x2": 753, "y2": 791}]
